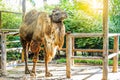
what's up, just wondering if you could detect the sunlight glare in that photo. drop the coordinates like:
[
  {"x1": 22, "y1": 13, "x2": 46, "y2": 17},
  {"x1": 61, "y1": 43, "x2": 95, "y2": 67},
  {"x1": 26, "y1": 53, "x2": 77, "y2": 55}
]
[
  {"x1": 47, "y1": 0, "x2": 60, "y2": 5},
  {"x1": 91, "y1": 0, "x2": 102, "y2": 9},
  {"x1": 93, "y1": 0, "x2": 98, "y2": 9}
]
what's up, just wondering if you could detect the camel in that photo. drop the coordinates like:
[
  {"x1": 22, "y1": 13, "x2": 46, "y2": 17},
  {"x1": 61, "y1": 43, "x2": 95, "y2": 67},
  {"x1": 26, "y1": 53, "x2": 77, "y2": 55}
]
[{"x1": 19, "y1": 8, "x2": 67, "y2": 77}]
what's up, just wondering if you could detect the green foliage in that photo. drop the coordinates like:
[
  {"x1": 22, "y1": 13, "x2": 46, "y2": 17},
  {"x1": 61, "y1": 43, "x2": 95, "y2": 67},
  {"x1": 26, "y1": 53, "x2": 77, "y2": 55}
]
[
  {"x1": 109, "y1": 0, "x2": 120, "y2": 33},
  {"x1": 59, "y1": 0, "x2": 103, "y2": 49},
  {"x1": 56, "y1": 58, "x2": 66, "y2": 63},
  {"x1": 7, "y1": 42, "x2": 21, "y2": 48},
  {"x1": 7, "y1": 35, "x2": 20, "y2": 41},
  {"x1": 75, "y1": 37, "x2": 103, "y2": 49},
  {"x1": 109, "y1": 0, "x2": 120, "y2": 48},
  {"x1": 7, "y1": 51, "x2": 21, "y2": 60},
  {"x1": 6, "y1": 36, "x2": 21, "y2": 48},
  {"x1": 60, "y1": 0, "x2": 102, "y2": 32},
  {"x1": 64, "y1": 10, "x2": 102, "y2": 33},
  {"x1": 2, "y1": 13, "x2": 22, "y2": 29},
  {"x1": 0, "y1": 0, "x2": 22, "y2": 29},
  {"x1": 6, "y1": 35, "x2": 21, "y2": 60}
]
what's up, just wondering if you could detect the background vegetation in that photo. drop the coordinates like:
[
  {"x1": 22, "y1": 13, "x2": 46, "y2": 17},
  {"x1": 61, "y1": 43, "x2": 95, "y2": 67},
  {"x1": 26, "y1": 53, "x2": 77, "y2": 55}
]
[{"x1": 2, "y1": 13, "x2": 22, "y2": 29}]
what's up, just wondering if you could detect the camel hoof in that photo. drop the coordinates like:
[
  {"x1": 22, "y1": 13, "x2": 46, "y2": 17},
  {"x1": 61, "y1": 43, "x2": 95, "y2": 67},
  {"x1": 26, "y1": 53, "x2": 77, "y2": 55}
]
[
  {"x1": 45, "y1": 72, "x2": 53, "y2": 77},
  {"x1": 25, "y1": 69, "x2": 30, "y2": 74},
  {"x1": 30, "y1": 72, "x2": 36, "y2": 77}
]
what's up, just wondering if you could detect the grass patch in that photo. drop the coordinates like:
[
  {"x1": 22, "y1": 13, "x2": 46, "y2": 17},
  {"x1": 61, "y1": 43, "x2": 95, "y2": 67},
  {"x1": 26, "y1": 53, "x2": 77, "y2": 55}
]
[
  {"x1": 56, "y1": 58, "x2": 66, "y2": 63},
  {"x1": 56, "y1": 58, "x2": 119, "y2": 66}
]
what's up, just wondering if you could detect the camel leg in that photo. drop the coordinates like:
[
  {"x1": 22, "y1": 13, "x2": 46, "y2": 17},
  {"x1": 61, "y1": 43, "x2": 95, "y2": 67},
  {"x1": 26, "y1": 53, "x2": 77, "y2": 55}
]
[
  {"x1": 31, "y1": 53, "x2": 39, "y2": 76},
  {"x1": 24, "y1": 43, "x2": 31, "y2": 74},
  {"x1": 20, "y1": 38, "x2": 30, "y2": 74},
  {"x1": 30, "y1": 40, "x2": 40, "y2": 76},
  {"x1": 44, "y1": 46, "x2": 58, "y2": 77},
  {"x1": 45, "y1": 53, "x2": 53, "y2": 77}
]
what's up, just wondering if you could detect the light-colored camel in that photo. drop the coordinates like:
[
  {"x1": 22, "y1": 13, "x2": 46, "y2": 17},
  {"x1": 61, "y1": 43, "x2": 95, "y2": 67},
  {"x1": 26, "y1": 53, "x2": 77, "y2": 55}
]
[{"x1": 19, "y1": 8, "x2": 67, "y2": 77}]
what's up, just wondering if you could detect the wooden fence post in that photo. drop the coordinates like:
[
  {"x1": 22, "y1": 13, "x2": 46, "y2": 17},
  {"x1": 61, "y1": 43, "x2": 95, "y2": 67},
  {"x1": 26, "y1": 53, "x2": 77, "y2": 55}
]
[
  {"x1": 112, "y1": 36, "x2": 119, "y2": 72},
  {"x1": 1, "y1": 32, "x2": 7, "y2": 75},
  {"x1": 66, "y1": 33, "x2": 72, "y2": 78},
  {"x1": 102, "y1": 0, "x2": 109, "y2": 80},
  {"x1": 72, "y1": 37, "x2": 74, "y2": 66}
]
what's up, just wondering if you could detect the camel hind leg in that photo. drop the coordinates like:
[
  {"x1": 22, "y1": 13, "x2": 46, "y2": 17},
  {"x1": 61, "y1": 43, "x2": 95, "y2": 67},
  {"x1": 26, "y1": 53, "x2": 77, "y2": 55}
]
[
  {"x1": 30, "y1": 40, "x2": 41, "y2": 76},
  {"x1": 31, "y1": 53, "x2": 39, "y2": 76},
  {"x1": 20, "y1": 38, "x2": 31, "y2": 74}
]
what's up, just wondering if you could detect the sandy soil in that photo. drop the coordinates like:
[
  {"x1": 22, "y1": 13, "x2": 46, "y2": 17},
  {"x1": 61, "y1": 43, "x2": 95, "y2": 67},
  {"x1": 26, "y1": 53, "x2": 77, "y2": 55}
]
[{"x1": 0, "y1": 63, "x2": 120, "y2": 80}]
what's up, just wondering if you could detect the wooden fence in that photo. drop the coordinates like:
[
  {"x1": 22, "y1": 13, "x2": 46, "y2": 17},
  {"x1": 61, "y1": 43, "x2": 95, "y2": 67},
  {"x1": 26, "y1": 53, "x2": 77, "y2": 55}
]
[
  {"x1": 66, "y1": 32, "x2": 120, "y2": 79},
  {"x1": 0, "y1": 29, "x2": 20, "y2": 75}
]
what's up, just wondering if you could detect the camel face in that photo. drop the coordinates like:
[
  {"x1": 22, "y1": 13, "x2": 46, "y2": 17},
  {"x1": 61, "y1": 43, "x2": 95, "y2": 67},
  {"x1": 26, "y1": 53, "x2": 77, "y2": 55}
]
[{"x1": 51, "y1": 8, "x2": 67, "y2": 22}]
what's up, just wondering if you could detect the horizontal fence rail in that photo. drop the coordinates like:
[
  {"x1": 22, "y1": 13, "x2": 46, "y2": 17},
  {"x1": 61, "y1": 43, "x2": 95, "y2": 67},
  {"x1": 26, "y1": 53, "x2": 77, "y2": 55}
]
[
  {"x1": 71, "y1": 56, "x2": 103, "y2": 60},
  {"x1": 68, "y1": 33, "x2": 103, "y2": 38},
  {"x1": 73, "y1": 49, "x2": 114, "y2": 52}
]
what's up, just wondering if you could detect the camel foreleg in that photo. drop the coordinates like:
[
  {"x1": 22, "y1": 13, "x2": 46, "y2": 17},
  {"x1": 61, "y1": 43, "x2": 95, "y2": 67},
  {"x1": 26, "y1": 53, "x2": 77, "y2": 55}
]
[
  {"x1": 25, "y1": 43, "x2": 31, "y2": 74},
  {"x1": 20, "y1": 38, "x2": 30, "y2": 74},
  {"x1": 45, "y1": 54, "x2": 53, "y2": 77}
]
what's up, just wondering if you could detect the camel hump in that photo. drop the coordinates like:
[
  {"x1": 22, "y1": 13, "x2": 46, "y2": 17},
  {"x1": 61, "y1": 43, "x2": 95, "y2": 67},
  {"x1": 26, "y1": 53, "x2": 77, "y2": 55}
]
[
  {"x1": 23, "y1": 9, "x2": 40, "y2": 25},
  {"x1": 37, "y1": 12, "x2": 50, "y2": 23}
]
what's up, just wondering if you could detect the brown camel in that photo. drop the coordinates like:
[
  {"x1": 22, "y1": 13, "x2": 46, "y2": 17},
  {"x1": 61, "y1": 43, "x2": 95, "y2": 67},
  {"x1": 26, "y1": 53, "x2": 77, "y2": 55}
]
[{"x1": 19, "y1": 8, "x2": 67, "y2": 77}]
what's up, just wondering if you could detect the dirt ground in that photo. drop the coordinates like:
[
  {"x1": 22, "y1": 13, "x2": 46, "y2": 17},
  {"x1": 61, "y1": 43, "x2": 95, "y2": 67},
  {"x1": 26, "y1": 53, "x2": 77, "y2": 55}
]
[{"x1": 0, "y1": 62, "x2": 120, "y2": 80}]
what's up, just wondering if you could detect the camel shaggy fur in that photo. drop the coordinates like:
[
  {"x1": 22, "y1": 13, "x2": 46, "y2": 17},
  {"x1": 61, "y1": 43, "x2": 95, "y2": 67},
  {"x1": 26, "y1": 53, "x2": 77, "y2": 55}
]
[{"x1": 19, "y1": 8, "x2": 67, "y2": 77}]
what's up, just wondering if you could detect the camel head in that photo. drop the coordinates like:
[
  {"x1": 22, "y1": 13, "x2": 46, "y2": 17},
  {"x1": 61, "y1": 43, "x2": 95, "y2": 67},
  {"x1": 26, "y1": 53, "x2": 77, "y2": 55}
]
[{"x1": 50, "y1": 8, "x2": 67, "y2": 23}]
